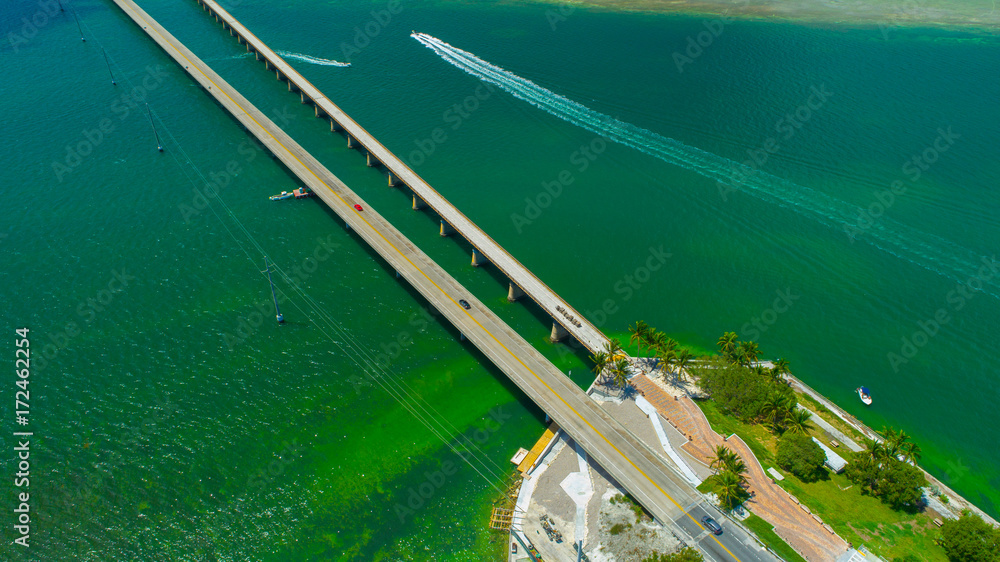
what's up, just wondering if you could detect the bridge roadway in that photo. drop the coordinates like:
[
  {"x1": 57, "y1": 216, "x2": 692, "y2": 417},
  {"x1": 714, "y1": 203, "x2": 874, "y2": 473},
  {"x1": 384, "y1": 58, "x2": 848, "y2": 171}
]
[
  {"x1": 110, "y1": 0, "x2": 744, "y2": 558},
  {"x1": 195, "y1": 0, "x2": 608, "y2": 354}
]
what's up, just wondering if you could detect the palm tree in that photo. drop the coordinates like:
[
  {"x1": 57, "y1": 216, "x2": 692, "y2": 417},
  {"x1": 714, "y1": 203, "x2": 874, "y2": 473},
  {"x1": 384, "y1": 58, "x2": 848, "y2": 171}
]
[
  {"x1": 761, "y1": 393, "x2": 786, "y2": 429},
  {"x1": 629, "y1": 321, "x2": 650, "y2": 356},
  {"x1": 900, "y1": 441, "x2": 922, "y2": 463},
  {"x1": 736, "y1": 340, "x2": 760, "y2": 367},
  {"x1": 589, "y1": 350, "x2": 609, "y2": 382},
  {"x1": 881, "y1": 426, "x2": 904, "y2": 458},
  {"x1": 674, "y1": 348, "x2": 695, "y2": 381},
  {"x1": 656, "y1": 346, "x2": 677, "y2": 379},
  {"x1": 611, "y1": 357, "x2": 630, "y2": 396},
  {"x1": 647, "y1": 330, "x2": 667, "y2": 354},
  {"x1": 772, "y1": 357, "x2": 790, "y2": 377},
  {"x1": 709, "y1": 445, "x2": 732, "y2": 473},
  {"x1": 663, "y1": 336, "x2": 679, "y2": 354},
  {"x1": 862, "y1": 438, "x2": 887, "y2": 463},
  {"x1": 881, "y1": 427, "x2": 919, "y2": 462},
  {"x1": 717, "y1": 332, "x2": 738, "y2": 361},
  {"x1": 603, "y1": 338, "x2": 623, "y2": 359},
  {"x1": 784, "y1": 408, "x2": 812, "y2": 434},
  {"x1": 715, "y1": 470, "x2": 745, "y2": 509},
  {"x1": 725, "y1": 458, "x2": 747, "y2": 477}
]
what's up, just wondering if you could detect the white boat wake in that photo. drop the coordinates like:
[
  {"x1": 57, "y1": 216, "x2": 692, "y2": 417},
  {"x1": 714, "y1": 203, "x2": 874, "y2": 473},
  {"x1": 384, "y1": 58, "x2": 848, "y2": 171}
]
[
  {"x1": 411, "y1": 32, "x2": 997, "y2": 299},
  {"x1": 276, "y1": 50, "x2": 350, "y2": 67}
]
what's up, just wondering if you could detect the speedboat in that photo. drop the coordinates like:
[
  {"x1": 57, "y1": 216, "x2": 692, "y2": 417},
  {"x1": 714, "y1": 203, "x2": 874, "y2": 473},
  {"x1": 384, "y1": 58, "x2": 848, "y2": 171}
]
[
  {"x1": 857, "y1": 386, "x2": 872, "y2": 406},
  {"x1": 269, "y1": 191, "x2": 293, "y2": 201}
]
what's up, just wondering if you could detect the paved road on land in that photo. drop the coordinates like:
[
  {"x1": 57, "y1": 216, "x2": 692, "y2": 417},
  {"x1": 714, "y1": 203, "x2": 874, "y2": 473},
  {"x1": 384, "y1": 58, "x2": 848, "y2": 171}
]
[
  {"x1": 111, "y1": 0, "x2": 749, "y2": 559},
  {"x1": 675, "y1": 504, "x2": 776, "y2": 562}
]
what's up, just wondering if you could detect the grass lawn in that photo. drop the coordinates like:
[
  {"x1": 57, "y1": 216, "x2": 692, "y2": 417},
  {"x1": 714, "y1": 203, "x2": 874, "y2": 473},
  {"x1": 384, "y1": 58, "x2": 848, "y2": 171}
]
[
  {"x1": 777, "y1": 471, "x2": 946, "y2": 561},
  {"x1": 692, "y1": 398, "x2": 948, "y2": 562},
  {"x1": 742, "y1": 514, "x2": 807, "y2": 562},
  {"x1": 695, "y1": 398, "x2": 776, "y2": 465}
]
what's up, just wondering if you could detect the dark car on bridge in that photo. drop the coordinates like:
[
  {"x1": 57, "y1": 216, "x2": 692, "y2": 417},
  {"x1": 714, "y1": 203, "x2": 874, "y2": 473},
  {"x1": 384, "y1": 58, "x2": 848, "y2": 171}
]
[
  {"x1": 459, "y1": 299, "x2": 471, "y2": 310},
  {"x1": 701, "y1": 516, "x2": 723, "y2": 535}
]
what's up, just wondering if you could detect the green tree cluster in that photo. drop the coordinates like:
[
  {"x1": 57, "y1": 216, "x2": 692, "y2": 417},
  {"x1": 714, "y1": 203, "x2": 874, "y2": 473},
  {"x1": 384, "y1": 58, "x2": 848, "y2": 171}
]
[
  {"x1": 776, "y1": 432, "x2": 826, "y2": 482},
  {"x1": 642, "y1": 547, "x2": 704, "y2": 562},
  {"x1": 845, "y1": 428, "x2": 927, "y2": 511},
  {"x1": 939, "y1": 511, "x2": 1000, "y2": 562},
  {"x1": 694, "y1": 356, "x2": 791, "y2": 424},
  {"x1": 709, "y1": 445, "x2": 750, "y2": 509},
  {"x1": 691, "y1": 333, "x2": 805, "y2": 433}
]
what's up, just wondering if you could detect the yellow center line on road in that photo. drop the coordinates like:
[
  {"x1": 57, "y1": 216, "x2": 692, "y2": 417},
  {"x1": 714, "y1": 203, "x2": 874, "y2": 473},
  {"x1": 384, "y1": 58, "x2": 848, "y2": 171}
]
[{"x1": 119, "y1": 1, "x2": 741, "y2": 558}]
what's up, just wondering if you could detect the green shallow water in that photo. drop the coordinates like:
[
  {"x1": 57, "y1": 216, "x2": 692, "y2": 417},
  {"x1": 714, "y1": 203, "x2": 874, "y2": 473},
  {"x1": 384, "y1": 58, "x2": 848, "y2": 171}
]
[{"x1": 1, "y1": 0, "x2": 998, "y2": 559}]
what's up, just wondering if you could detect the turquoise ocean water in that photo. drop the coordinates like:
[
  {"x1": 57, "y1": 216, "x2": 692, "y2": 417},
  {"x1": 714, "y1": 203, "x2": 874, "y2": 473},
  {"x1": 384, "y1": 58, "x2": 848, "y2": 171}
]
[{"x1": 2, "y1": 0, "x2": 998, "y2": 559}]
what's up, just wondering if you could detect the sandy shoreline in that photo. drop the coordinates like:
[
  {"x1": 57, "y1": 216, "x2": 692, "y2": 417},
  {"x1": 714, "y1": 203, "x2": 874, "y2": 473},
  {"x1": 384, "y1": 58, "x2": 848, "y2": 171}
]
[{"x1": 510, "y1": 0, "x2": 1000, "y2": 33}]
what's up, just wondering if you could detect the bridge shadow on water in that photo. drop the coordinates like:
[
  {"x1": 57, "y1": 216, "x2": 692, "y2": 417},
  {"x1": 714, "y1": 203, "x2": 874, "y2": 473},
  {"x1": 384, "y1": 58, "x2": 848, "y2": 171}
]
[{"x1": 306, "y1": 199, "x2": 563, "y2": 424}]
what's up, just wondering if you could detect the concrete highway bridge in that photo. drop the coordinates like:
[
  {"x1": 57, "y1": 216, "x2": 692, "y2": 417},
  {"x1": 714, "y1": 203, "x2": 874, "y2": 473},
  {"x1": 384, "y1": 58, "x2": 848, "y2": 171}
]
[{"x1": 109, "y1": 1, "x2": 776, "y2": 559}]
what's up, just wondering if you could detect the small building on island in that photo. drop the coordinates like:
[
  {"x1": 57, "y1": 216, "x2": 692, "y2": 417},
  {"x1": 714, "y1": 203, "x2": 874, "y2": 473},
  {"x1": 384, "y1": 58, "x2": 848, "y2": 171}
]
[{"x1": 812, "y1": 437, "x2": 848, "y2": 473}]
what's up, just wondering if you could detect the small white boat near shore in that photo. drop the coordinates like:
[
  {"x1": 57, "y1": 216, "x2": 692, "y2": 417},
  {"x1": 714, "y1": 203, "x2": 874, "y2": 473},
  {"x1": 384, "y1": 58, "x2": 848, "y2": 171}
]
[{"x1": 857, "y1": 386, "x2": 872, "y2": 406}]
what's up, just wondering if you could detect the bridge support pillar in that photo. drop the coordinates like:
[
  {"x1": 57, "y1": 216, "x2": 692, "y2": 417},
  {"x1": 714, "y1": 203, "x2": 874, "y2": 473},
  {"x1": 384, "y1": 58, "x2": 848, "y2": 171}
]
[
  {"x1": 471, "y1": 249, "x2": 487, "y2": 267},
  {"x1": 347, "y1": 135, "x2": 354, "y2": 148},
  {"x1": 388, "y1": 172, "x2": 399, "y2": 187},
  {"x1": 288, "y1": 80, "x2": 295, "y2": 92},
  {"x1": 366, "y1": 152, "x2": 378, "y2": 167},
  {"x1": 412, "y1": 195, "x2": 426, "y2": 210},
  {"x1": 507, "y1": 283, "x2": 524, "y2": 302},
  {"x1": 440, "y1": 220, "x2": 454, "y2": 237},
  {"x1": 254, "y1": 51, "x2": 260, "y2": 61},
  {"x1": 330, "y1": 119, "x2": 339, "y2": 132},
  {"x1": 301, "y1": 92, "x2": 307, "y2": 104},
  {"x1": 315, "y1": 106, "x2": 323, "y2": 118},
  {"x1": 550, "y1": 321, "x2": 569, "y2": 343}
]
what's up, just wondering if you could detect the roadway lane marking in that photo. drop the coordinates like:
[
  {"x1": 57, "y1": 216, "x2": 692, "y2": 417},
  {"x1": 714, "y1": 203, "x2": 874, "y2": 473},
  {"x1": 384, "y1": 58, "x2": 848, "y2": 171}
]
[{"x1": 117, "y1": 3, "x2": 742, "y2": 559}]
